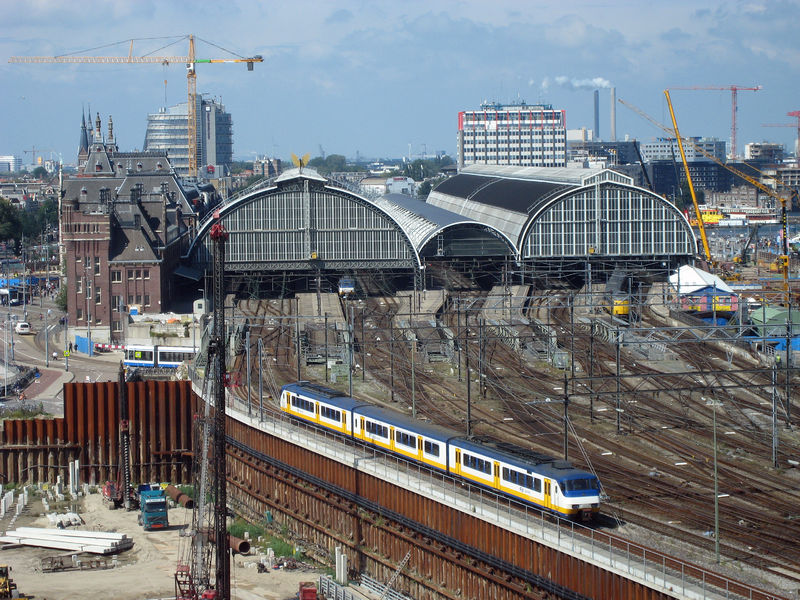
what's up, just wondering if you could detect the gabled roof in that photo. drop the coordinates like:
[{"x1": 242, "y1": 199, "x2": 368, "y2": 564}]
[{"x1": 669, "y1": 265, "x2": 735, "y2": 295}]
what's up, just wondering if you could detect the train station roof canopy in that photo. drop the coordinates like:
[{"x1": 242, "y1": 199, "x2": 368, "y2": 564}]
[{"x1": 428, "y1": 165, "x2": 696, "y2": 261}]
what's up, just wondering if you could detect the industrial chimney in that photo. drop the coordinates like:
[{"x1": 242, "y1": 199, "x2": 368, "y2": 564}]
[
  {"x1": 610, "y1": 87, "x2": 617, "y2": 142},
  {"x1": 594, "y1": 90, "x2": 600, "y2": 140}
]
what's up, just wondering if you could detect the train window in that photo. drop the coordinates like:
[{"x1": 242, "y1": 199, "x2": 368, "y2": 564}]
[
  {"x1": 532, "y1": 477, "x2": 541, "y2": 493},
  {"x1": 291, "y1": 397, "x2": 314, "y2": 413},
  {"x1": 423, "y1": 440, "x2": 440, "y2": 457},
  {"x1": 463, "y1": 453, "x2": 490, "y2": 475},
  {"x1": 563, "y1": 478, "x2": 597, "y2": 492},
  {"x1": 365, "y1": 421, "x2": 388, "y2": 439},
  {"x1": 503, "y1": 467, "x2": 532, "y2": 487},
  {"x1": 320, "y1": 406, "x2": 341, "y2": 422},
  {"x1": 395, "y1": 431, "x2": 415, "y2": 449}
]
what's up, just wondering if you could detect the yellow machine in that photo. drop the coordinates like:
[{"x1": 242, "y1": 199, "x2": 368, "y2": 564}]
[{"x1": 0, "y1": 565, "x2": 18, "y2": 599}]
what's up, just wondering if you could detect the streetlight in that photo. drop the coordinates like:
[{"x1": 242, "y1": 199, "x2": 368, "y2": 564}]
[
  {"x1": 704, "y1": 396, "x2": 723, "y2": 564},
  {"x1": 45, "y1": 309, "x2": 51, "y2": 367}
]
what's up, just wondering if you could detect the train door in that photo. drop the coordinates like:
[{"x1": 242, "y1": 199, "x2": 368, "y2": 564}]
[
  {"x1": 342, "y1": 410, "x2": 348, "y2": 434},
  {"x1": 493, "y1": 462, "x2": 500, "y2": 488},
  {"x1": 389, "y1": 427, "x2": 395, "y2": 452},
  {"x1": 359, "y1": 417, "x2": 365, "y2": 441},
  {"x1": 417, "y1": 436, "x2": 423, "y2": 461},
  {"x1": 315, "y1": 402, "x2": 320, "y2": 423},
  {"x1": 544, "y1": 479, "x2": 552, "y2": 510},
  {"x1": 454, "y1": 449, "x2": 461, "y2": 476}
]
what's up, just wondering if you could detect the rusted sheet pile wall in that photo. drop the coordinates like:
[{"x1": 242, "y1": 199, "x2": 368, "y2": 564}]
[
  {"x1": 0, "y1": 381, "x2": 196, "y2": 486},
  {"x1": 225, "y1": 418, "x2": 672, "y2": 600}
]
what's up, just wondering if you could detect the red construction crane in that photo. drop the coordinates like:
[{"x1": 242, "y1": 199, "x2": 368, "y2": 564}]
[
  {"x1": 762, "y1": 110, "x2": 800, "y2": 162},
  {"x1": 668, "y1": 85, "x2": 762, "y2": 160}
]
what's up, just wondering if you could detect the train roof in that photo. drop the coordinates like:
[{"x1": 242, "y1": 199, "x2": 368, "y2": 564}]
[
  {"x1": 282, "y1": 382, "x2": 365, "y2": 411},
  {"x1": 451, "y1": 437, "x2": 596, "y2": 479},
  {"x1": 354, "y1": 404, "x2": 459, "y2": 443}
]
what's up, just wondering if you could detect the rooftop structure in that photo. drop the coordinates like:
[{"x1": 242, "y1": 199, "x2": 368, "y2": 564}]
[
  {"x1": 457, "y1": 101, "x2": 567, "y2": 169},
  {"x1": 640, "y1": 137, "x2": 726, "y2": 163},
  {"x1": 143, "y1": 98, "x2": 233, "y2": 178}
]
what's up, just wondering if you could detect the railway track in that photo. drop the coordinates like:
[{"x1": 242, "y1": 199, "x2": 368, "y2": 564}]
[{"x1": 228, "y1": 287, "x2": 800, "y2": 594}]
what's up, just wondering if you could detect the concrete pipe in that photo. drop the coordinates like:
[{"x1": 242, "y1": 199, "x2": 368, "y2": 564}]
[{"x1": 165, "y1": 484, "x2": 195, "y2": 509}]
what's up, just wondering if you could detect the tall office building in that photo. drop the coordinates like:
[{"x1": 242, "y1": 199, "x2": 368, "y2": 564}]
[
  {"x1": 143, "y1": 97, "x2": 233, "y2": 178},
  {"x1": 457, "y1": 101, "x2": 567, "y2": 169}
]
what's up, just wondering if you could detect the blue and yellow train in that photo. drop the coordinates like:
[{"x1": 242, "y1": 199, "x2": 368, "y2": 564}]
[{"x1": 280, "y1": 381, "x2": 601, "y2": 521}]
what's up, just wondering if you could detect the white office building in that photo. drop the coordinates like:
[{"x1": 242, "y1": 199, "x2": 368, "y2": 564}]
[
  {"x1": 143, "y1": 97, "x2": 233, "y2": 178},
  {"x1": 640, "y1": 137, "x2": 726, "y2": 163},
  {"x1": 0, "y1": 155, "x2": 22, "y2": 173},
  {"x1": 457, "y1": 102, "x2": 567, "y2": 169}
]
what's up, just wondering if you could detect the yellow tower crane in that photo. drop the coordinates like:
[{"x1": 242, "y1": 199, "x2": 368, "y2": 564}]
[
  {"x1": 9, "y1": 35, "x2": 263, "y2": 177},
  {"x1": 619, "y1": 94, "x2": 792, "y2": 297}
]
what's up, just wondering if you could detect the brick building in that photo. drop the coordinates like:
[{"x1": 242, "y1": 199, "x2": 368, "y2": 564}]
[{"x1": 61, "y1": 112, "x2": 211, "y2": 345}]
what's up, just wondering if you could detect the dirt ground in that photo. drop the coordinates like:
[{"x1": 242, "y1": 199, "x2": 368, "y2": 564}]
[{"x1": 2, "y1": 492, "x2": 326, "y2": 600}]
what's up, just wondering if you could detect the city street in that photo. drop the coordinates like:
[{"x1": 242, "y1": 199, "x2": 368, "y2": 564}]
[{"x1": 1, "y1": 296, "x2": 121, "y2": 417}]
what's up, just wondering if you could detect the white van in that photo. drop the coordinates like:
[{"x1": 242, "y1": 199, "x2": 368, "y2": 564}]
[{"x1": 14, "y1": 321, "x2": 31, "y2": 335}]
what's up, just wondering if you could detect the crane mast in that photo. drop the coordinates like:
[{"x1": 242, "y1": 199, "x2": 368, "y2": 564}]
[
  {"x1": 9, "y1": 35, "x2": 262, "y2": 177},
  {"x1": 663, "y1": 90, "x2": 712, "y2": 265}
]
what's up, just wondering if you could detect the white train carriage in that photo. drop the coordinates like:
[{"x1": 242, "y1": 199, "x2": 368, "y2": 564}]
[
  {"x1": 351, "y1": 405, "x2": 453, "y2": 472},
  {"x1": 280, "y1": 381, "x2": 366, "y2": 435},
  {"x1": 449, "y1": 437, "x2": 600, "y2": 520},
  {"x1": 123, "y1": 344, "x2": 196, "y2": 368},
  {"x1": 124, "y1": 345, "x2": 157, "y2": 368},
  {"x1": 157, "y1": 346, "x2": 197, "y2": 368}
]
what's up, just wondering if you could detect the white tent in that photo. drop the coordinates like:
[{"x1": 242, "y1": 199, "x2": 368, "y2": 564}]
[{"x1": 668, "y1": 265, "x2": 734, "y2": 296}]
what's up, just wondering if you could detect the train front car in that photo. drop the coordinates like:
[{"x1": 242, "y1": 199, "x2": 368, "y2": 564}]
[
  {"x1": 545, "y1": 461, "x2": 601, "y2": 522},
  {"x1": 449, "y1": 438, "x2": 601, "y2": 521}
]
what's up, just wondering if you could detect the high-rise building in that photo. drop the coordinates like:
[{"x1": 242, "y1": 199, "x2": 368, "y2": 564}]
[
  {"x1": 143, "y1": 97, "x2": 233, "y2": 178},
  {"x1": 640, "y1": 137, "x2": 726, "y2": 163},
  {"x1": 0, "y1": 155, "x2": 22, "y2": 173},
  {"x1": 456, "y1": 101, "x2": 567, "y2": 169}
]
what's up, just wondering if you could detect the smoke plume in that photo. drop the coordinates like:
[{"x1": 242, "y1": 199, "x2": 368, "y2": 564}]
[{"x1": 553, "y1": 76, "x2": 612, "y2": 90}]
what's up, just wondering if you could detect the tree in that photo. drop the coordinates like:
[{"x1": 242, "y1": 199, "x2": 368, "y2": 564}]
[
  {"x1": 676, "y1": 181, "x2": 705, "y2": 211},
  {"x1": 0, "y1": 199, "x2": 22, "y2": 248},
  {"x1": 55, "y1": 285, "x2": 67, "y2": 312},
  {"x1": 32, "y1": 166, "x2": 48, "y2": 180}
]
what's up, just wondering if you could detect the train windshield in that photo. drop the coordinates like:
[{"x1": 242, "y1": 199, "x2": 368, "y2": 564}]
[{"x1": 562, "y1": 477, "x2": 598, "y2": 493}]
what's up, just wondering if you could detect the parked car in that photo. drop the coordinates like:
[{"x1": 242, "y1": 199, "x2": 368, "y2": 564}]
[{"x1": 14, "y1": 321, "x2": 31, "y2": 335}]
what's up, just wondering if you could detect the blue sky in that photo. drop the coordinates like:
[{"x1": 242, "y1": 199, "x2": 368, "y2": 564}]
[{"x1": 2, "y1": 0, "x2": 799, "y2": 165}]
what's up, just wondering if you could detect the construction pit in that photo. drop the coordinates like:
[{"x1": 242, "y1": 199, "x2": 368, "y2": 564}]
[{"x1": 1, "y1": 490, "x2": 325, "y2": 600}]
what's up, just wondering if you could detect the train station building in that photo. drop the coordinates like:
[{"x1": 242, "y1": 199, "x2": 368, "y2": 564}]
[{"x1": 186, "y1": 164, "x2": 696, "y2": 295}]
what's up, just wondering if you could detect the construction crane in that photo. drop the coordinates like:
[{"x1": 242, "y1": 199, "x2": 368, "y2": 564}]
[
  {"x1": 661, "y1": 91, "x2": 712, "y2": 265},
  {"x1": 762, "y1": 110, "x2": 800, "y2": 162},
  {"x1": 668, "y1": 85, "x2": 762, "y2": 160},
  {"x1": 620, "y1": 94, "x2": 791, "y2": 296},
  {"x1": 9, "y1": 35, "x2": 263, "y2": 178}
]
